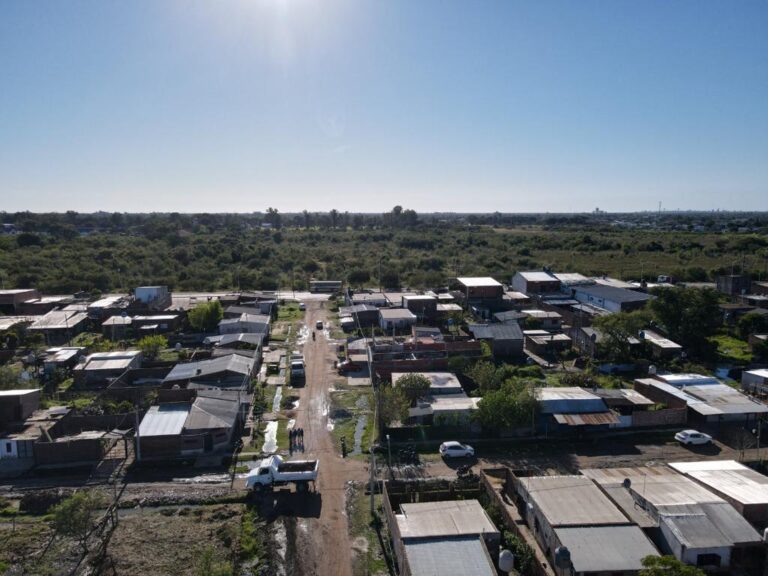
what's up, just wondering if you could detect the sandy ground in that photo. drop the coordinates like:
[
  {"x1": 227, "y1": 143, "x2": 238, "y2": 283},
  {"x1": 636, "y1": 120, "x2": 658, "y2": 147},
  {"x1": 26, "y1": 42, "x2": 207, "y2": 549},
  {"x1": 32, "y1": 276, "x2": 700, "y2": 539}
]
[{"x1": 286, "y1": 301, "x2": 368, "y2": 576}]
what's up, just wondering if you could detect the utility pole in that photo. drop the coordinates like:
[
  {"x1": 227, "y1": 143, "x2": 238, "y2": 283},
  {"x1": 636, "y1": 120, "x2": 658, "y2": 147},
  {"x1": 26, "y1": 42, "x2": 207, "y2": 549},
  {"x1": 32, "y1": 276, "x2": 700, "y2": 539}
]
[
  {"x1": 369, "y1": 448, "x2": 376, "y2": 514},
  {"x1": 134, "y1": 390, "x2": 142, "y2": 463}
]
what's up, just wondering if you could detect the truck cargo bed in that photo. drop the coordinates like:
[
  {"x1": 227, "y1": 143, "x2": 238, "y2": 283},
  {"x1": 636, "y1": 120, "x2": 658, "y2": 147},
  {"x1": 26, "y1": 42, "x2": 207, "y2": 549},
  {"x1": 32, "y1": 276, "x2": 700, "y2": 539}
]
[{"x1": 278, "y1": 461, "x2": 317, "y2": 473}]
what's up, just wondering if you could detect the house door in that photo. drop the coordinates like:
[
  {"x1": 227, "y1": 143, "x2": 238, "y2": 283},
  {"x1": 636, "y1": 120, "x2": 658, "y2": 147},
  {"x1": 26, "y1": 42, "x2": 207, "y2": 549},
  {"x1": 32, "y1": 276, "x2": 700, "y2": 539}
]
[{"x1": 204, "y1": 434, "x2": 213, "y2": 452}]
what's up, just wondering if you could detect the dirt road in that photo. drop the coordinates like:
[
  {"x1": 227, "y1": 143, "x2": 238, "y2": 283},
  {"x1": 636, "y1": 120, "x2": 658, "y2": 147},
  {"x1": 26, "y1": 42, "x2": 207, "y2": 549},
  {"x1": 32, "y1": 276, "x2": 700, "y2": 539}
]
[{"x1": 289, "y1": 301, "x2": 367, "y2": 576}]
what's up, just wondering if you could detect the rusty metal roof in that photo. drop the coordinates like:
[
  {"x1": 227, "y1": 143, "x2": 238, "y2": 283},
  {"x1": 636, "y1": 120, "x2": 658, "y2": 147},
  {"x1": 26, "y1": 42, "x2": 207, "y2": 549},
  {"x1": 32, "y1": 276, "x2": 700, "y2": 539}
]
[{"x1": 553, "y1": 411, "x2": 620, "y2": 426}]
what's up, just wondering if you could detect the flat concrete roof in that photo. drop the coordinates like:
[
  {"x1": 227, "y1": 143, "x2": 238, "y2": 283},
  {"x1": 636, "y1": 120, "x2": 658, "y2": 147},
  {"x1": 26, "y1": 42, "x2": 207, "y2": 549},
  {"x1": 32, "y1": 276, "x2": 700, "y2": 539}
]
[{"x1": 457, "y1": 277, "x2": 502, "y2": 288}]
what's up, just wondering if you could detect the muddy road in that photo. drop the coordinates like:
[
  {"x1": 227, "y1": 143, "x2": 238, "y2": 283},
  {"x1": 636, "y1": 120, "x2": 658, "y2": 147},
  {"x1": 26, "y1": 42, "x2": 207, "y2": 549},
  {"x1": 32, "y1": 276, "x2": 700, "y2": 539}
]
[{"x1": 287, "y1": 300, "x2": 367, "y2": 576}]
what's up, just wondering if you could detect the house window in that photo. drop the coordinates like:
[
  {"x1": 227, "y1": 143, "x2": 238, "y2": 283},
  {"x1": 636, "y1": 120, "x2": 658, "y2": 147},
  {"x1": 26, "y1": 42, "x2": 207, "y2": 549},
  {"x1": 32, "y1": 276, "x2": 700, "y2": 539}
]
[
  {"x1": 5, "y1": 443, "x2": 11, "y2": 453},
  {"x1": 696, "y1": 554, "x2": 721, "y2": 568}
]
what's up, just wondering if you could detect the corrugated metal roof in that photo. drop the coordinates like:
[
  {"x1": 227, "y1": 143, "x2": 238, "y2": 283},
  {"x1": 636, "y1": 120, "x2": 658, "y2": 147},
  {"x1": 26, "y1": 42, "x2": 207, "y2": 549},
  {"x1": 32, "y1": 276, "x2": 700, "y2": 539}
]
[
  {"x1": 574, "y1": 284, "x2": 653, "y2": 304},
  {"x1": 536, "y1": 387, "x2": 608, "y2": 414},
  {"x1": 554, "y1": 525, "x2": 659, "y2": 572},
  {"x1": 670, "y1": 460, "x2": 768, "y2": 506},
  {"x1": 29, "y1": 311, "x2": 88, "y2": 330},
  {"x1": 164, "y1": 354, "x2": 255, "y2": 383},
  {"x1": 468, "y1": 323, "x2": 523, "y2": 341},
  {"x1": 397, "y1": 500, "x2": 498, "y2": 540},
  {"x1": 403, "y1": 537, "x2": 496, "y2": 576},
  {"x1": 554, "y1": 411, "x2": 619, "y2": 426},
  {"x1": 184, "y1": 395, "x2": 239, "y2": 431},
  {"x1": 139, "y1": 404, "x2": 189, "y2": 437},
  {"x1": 660, "y1": 514, "x2": 732, "y2": 549},
  {"x1": 520, "y1": 475, "x2": 630, "y2": 527}
]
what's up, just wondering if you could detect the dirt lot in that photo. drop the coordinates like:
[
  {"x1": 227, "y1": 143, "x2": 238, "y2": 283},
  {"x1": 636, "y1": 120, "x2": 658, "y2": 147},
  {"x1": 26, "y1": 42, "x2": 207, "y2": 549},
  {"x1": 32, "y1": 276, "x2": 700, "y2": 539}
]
[{"x1": 107, "y1": 504, "x2": 247, "y2": 575}]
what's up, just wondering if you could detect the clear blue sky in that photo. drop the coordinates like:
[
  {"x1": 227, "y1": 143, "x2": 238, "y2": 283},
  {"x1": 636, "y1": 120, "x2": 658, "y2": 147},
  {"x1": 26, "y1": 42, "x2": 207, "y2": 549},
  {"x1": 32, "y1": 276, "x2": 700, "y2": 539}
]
[{"x1": 1, "y1": 0, "x2": 766, "y2": 213}]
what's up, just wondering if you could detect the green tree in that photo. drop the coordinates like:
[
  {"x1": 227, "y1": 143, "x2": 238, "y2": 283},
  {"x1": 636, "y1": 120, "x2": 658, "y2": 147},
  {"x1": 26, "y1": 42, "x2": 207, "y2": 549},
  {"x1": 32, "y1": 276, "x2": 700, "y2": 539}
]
[
  {"x1": 51, "y1": 491, "x2": 107, "y2": 552},
  {"x1": 738, "y1": 311, "x2": 768, "y2": 340},
  {"x1": 650, "y1": 287, "x2": 720, "y2": 358},
  {"x1": 395, "y1": 373, "x2": 431, "y2": 406},
  {"x1": 593, "y1": 309, "x2": 650, "y2": 362},
  {"x1": 475, "y1": 379, "x2": 537, "y2": 433},
  {"x1": 0, "y1": 366, "x2": 21, "y2": 390},
  {"x1": 136, "y1": 335, "x2": 169, "y2": 360},
  {"x1": 639, "y1": 555, "x2": 705, "y2": 576},
  {"x1": 467, "y1": 361, "x2": 504, "y2": 394},
  {"x1": 188, "y1": 300, "x2": 224, "y2": 333},
  {"x1": 264, "y1": 207, "x2": 282, "y2": 229},
  {"x1": 380, "y1": 385, "x2": 410, "y2": 426}
]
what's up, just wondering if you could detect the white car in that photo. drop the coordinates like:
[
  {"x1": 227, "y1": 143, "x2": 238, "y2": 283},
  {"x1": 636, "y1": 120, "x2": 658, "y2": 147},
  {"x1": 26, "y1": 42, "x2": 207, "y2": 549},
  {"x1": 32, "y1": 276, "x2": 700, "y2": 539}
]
[
  {"x1": 439, "y1": 441, "x2": 475, "y2": 458},
  {"x1": 299, "y1": 303, "x2": 306, "y2": 311},
  {"x1": 675, "y1": 430, "x2": 712, "y2": 446}
]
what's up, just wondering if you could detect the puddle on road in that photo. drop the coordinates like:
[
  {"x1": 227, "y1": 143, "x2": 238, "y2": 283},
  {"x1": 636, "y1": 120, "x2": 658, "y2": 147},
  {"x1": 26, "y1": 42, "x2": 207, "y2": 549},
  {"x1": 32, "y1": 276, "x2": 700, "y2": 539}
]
[
  {"x1": 351, "y1": 415, "x2": 367, "y2": 456},
  {"x1": 272, "y1": 385, "x2": 283, "y2": 413},
  {"x1": 263, "y1": 421, "x2": 279, "y2": 454},
  {"x1": 297, "y1": 324, "x2": 309, "y2": 346},
  {"x1": 274, "y1": 519, "x2": 288, "y2": 576},
  {"x1": 172, "y1": 474, "x2": 231, "y2": 484}
]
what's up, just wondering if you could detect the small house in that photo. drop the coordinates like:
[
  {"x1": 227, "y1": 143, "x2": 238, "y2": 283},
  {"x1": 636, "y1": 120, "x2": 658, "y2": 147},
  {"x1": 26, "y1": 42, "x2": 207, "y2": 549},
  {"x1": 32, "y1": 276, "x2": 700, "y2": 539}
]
[
  {"x1": 511, "y1": 271, "x2": 561, "y2": 295},
  {"x1": 379, "y1": 309, "x2": 417, "y2": 332},
  {"x1": 571, "y1": 284, "x2": 652, "y2": 313},
  {"x1": 73, "y1": 350, "x2": 143, "y2": 387},
  {"x1": 27, "y1": 310, "x2": 88, "y2": 345},
  {"x1": 467, "y1": 323, "x2": 524, "y2": 358}
]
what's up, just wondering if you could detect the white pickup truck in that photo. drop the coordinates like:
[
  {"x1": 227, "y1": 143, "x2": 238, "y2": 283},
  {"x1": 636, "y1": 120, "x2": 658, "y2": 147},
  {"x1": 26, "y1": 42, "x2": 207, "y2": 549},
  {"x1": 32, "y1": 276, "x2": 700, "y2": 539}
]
[{"x1": 246, "y1": 455, "x2": 318, "y2": 493}]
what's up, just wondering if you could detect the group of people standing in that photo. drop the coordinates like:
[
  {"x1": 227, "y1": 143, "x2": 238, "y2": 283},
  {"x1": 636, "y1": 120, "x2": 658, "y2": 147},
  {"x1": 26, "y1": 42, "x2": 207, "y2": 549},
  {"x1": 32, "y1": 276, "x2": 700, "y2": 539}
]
[{"x1": 289, "y1": 427, "x2": 305, "y2": 454}]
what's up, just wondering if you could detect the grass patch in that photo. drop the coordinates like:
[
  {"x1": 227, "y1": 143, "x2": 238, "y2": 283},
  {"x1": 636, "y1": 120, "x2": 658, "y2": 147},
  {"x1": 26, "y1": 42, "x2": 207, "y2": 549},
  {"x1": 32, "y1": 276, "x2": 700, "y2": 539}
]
[
  {"x1": 710, "y1": 334, "x2": 752, "y2": 363},
  {"x1": 277, "y1": 303, "x2": 304, "y2": 322},
  {"x1": 348, "y1": 489, "x2": 389, "y2": 576},
  {"x1": 329, "y1": 387, "x2": 374, "y2": 456},
  {"x1": 276, "y1": 418, "x2": 290, "y2": 451}
]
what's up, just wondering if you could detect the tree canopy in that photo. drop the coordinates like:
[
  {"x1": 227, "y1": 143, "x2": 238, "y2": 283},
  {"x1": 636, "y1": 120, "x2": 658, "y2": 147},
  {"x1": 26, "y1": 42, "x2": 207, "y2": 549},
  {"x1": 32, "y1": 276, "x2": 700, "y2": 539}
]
[
  {"x1": 137, "y1": 335, "x2": 169, "y2": 360},
  {"x1": 593, "y1": 310, "x2": 650, "y2": 362},
  {"x1": 188, "y1": 300, "x2": 224, "y2": 333},
  {"x1": 475, "y1": 379, "x2": 537, "y2": 433},
  {"x1": 380, "y1": 385, "x2": 410, "y2": 427},
  {"x1": 649, "y1": 287, "x2": 720, "y2": 358},
  {"x1": 51, "y1": 490, "x2": 107, "y2": 552},
  {"x1": 395, "y1": 373, "x2": 432, "y2": 406}
]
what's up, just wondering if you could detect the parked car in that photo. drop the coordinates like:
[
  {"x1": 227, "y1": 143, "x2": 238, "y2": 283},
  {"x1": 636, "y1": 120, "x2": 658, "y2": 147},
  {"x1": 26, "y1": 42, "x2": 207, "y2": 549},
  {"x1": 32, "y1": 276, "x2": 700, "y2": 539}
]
[
  {"x1": 316, "y1": 320, "x2": 323, "y2": 330},
  {"x1": 337, "y1": 359, "x2": 362, "y2": 374},
  {"x1": 675, "y1": 430, "x2": 712, "y2": 446},
  {"x1": 439, "y1": 441, "x2": 475, "y2": 458},
  {"x1": 299, "y1": 303, "x2": 306, "y2": 311}
]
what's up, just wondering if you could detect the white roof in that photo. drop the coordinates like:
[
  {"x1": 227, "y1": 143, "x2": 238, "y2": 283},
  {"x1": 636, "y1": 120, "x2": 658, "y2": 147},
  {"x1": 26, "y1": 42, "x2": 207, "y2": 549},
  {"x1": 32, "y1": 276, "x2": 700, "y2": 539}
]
[
  {"x1": 516, "y1": 271, "x2": 558, "y2": 282},
  {"x1": 379, "y1": 308, "x2": 417, "y2": 320},
  {"x1": 745, "y1": 369, "x2": 768, "y2": 379},
  {"x1": 670, "y1": 461, "x2": 768, "y2": 506},
  {"x1": 0, "y1": 389, "x2": 39, "y2": 397},
  {"x1": 138, "y1": 404, "x2": 190, "y2": 437},
  {"x1": 396, "y1": 500, "x2": 498, "y2": 539},
  {"x1": 642, "y1": 330, "x2": 682, "y2": 349},
  {"x1": 457, "y1": 277, "x2": 502, "y2": 287},
  {"x1": 656, "y1": 373, "x2": 720, "y2": 387}
]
